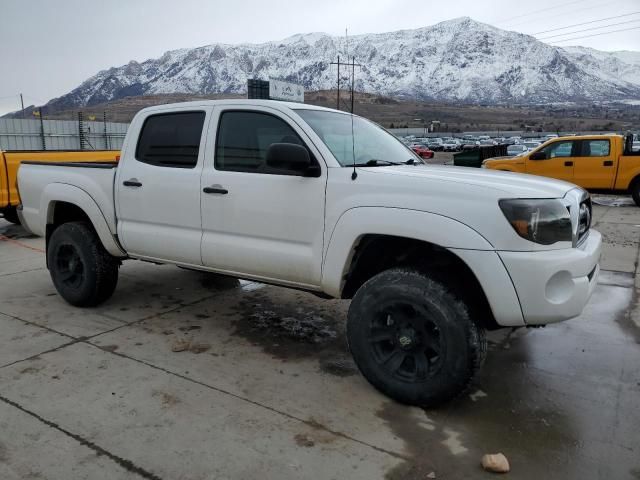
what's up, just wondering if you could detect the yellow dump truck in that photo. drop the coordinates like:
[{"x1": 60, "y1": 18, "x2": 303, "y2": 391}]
[{"x1": 1, "y1": 150, "x2": 119, "y2": 224}]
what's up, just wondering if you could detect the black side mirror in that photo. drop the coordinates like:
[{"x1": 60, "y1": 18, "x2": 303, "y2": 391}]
[
  {"x1": 266, "y1": 143, "x2": 315, "y2": 175},
  {"x1": 530, "y1": 151, "x2": 547, "y2": 160}
]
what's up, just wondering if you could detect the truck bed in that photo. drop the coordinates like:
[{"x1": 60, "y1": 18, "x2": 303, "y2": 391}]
[{"x1": 18, "y1": 161, "x2": 119, "y2": 238}]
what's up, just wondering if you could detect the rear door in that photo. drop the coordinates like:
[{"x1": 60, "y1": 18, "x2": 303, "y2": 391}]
[
  {"x1": 573, "y1": 138, "x2": 615, "y2": 189},
  {"x1": 116, "y1": 107, "x2": 210, "y2": 265},
  {"x1": 526, "y1": 139, "x2": 576, "y2": 183},
  {"x1": 200, "y1": 106, "x2": 326, "y2": 287}
]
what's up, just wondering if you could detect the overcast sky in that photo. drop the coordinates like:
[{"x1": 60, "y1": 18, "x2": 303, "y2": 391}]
[{"x1": 1, "y1": 0, "x2": 639, "y2": 115}]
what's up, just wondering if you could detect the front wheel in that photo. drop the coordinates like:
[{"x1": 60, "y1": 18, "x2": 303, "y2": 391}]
[
  {"x1": 48, "y1": 222, "x2": 119, "y2": 307},
  {"x1": 347, "y1": 269, "x2": 486, "y2": 407}
]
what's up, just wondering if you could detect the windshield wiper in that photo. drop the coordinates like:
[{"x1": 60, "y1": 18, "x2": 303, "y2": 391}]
[{"x1": 353, "y1": 159, "x2": 406, "y2": 167}]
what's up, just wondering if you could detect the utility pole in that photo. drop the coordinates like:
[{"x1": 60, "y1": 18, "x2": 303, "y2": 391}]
[
  {"x1": 337, "y1": 55, "x2": 340, "y2": 110},
  {"x1": 20, "y1": 93, "x2": 25, "y2": 118},
  {"x1": 103, "y1": 111, "x2": 109, "y2": 150},
  {"x1": 38, "y1": 109, "x2": 45, "y2": 150},
  {"x1": 330, "y1": 56, "x2": 340, "y2": 110},
  {"x1": 330, "y1": 56, "x2": 362, "y2": 113}
]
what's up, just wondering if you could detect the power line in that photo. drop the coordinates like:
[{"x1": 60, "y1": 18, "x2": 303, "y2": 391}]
[
  {"x1": 505, "y1": 1, "x2": 622, "y2": 29},
  {"x1": 494, "y1": 0, "x2": 585, "y2": 25},
  {"x1": 531, "y1": 11, "x2": 640, "y2": 35},
  {"x1": 548, "y1": 25, "x2": 640, "y2": 43},
  {"x1": 539, "y1": 18, "x2": 640, "y2": 40}
]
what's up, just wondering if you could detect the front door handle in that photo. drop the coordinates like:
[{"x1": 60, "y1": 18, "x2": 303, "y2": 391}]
[
  {"x1": 123, "y1": 179, "x2": 142, "y2": 187},
  {"x1": 603, "y1": 160, "x2": 614, "y2": 166},
  {"x1": 564, "y1": 161, "x2": 573, "y2": 167},
  {"x1": 203, "y1": 186, "x2": 228, "y2": 195}
]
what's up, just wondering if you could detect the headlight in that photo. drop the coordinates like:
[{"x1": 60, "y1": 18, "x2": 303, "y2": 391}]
[{"x1": 499, "y1": 199, "x2": 572, "y2": 245}]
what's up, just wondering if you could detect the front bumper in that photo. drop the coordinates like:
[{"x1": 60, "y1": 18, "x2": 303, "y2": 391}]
[{"x1": 498, "y1": 229, "x2": 602, "y2": 325}]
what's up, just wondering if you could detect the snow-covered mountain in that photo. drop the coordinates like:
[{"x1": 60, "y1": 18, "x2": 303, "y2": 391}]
[{"x1": 44, "y1": 17, "x2": 640, "y2": 109}]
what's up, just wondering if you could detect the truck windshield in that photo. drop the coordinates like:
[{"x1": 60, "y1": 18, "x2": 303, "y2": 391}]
[{"x1": 296, "y1": 109, "x2": 420, "y2": 167}]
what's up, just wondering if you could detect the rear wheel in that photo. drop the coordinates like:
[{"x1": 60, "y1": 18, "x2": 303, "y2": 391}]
[
  {"x1": 347, "y1": 268, "x2": 486, "y2": 407},
  {"x1": 2, "y1": 207, "x2": 20, "y2": 224},
  {"x1": 48, "y1": 222, "x2": 119, "y2": 307},
  {"x1": 631, "y1": 179, "x2": 640, "y2": 207}
]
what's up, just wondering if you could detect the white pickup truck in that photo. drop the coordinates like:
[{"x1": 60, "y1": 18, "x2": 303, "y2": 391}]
[{"x1": 17, "y1": 100, "x2": 601, "y2": 406}]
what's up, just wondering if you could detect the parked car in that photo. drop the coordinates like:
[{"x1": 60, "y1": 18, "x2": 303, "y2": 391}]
[
  {"x1": 442, "y1": 140, "x2": 460, "y2": 152},
  {"x1": 1, "y1": 150, "x2": 120, "y2": 224},
  {"x1": 427, "y1": 138, "x2": 444, "y2": 151},
  {"x1": 410, "y1": 144, "x2": 435, "y2": 159},
  {"x1": 484, "y1": 134, "x2": 640, "y2": 205},
  {"x1": 17, "y1": 100, "x2": 601, "y2": 407},
  {"x1": 507, "y1": 145, "x2": 528, "y2": 156}
]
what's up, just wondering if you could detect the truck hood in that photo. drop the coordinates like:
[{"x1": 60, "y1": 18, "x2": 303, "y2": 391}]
[
  {"x1": 362, "y1": 164, "x2": 573, "y2": 198},
  {"x1": 483, "y1": 157, "x2": 525, "y2": 167}
]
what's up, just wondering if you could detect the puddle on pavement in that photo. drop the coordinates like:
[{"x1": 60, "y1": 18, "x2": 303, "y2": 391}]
[
  {"x1": 230, "y1": 290, "x2": 354, "y2": 371},
  {"x1": 592, "y1": 196, "x2": 635, "y2": 207}
]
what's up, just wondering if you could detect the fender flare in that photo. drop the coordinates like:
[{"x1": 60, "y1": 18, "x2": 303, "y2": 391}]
[
  {"x1": 321, "y1": 207, "x2": 494, "y2": 297},
  {"x1": 42, "y1": 183, "x2": 126, "y2": 257}
]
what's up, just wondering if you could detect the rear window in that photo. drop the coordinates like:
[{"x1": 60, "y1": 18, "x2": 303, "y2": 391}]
[{"x1": 136, "y1": 111, "x2": 205, "y2": 168}]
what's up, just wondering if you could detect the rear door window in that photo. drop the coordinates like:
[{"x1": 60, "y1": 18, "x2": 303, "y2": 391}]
[
  {"x1": 581, "y1": 140, "x2": 610, "y2": 157},
  {"x1": 136, "y1": 111, "x2": 205, "y2": 168}
]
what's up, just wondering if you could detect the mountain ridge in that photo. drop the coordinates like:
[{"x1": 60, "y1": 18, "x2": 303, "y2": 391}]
[{"x1": 19, "y1": 17, "x2": 640, "y2": 113}]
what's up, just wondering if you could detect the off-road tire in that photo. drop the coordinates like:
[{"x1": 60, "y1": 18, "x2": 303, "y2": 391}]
[
  {"x1": 2, "y1": 207, "x2": 20, "y2": 224},
  {"x1": 47, "y1": 222, "x2": 119, "y2": 307},
  {"x1": 631, "y1": 178, "x2": 640, "y2": 207},
  {"x1": 347, "y1": 268, "x2": 486, "y2": 407}
]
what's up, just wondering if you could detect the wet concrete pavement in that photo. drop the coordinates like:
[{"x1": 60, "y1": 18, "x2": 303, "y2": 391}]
[{"x1": 0, "y1": 196, "x2": 639, "y2": 479}]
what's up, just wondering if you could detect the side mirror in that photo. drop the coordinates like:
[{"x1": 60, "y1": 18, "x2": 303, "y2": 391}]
[
  {"x1": 529, "y1": 151, "x2": 547, "y2": 160},
  {"x1": 265, "y1": 143, "x2": 314, "y2": 175}
]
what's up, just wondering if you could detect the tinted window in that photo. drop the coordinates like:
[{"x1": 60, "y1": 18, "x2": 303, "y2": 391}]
[
  {"x1": 136, "y1": 112, "x2": 205, "y2": 168},
  {"x1": 541, "y1": 140, "x2": 574, "y2": 158},
  {"x1": 215, "y1": 111, "x2": 309, "y2": 174},
  {"x1": 582, "y1": 140, "x2": 610, "y2": 157}
]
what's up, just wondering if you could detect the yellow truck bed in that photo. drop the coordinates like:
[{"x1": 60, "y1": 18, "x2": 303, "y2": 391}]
[{"x1": 1, "y1": 150, "x2": 119, "y2": 223}]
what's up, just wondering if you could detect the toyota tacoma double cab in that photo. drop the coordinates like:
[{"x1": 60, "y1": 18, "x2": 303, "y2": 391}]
[{"x1": 17, "y1": 100, "x2": 601, "y2": 406}]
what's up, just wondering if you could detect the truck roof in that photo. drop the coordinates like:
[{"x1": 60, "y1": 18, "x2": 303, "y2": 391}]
[
  {"x1": 138, "y1": 99, "x2": 346, "y2": 115},
  {"x1": 553, "y1": 133, "x2": 623, "y2": 141}
]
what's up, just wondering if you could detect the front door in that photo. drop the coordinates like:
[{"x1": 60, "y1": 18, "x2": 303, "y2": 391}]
[
  {"x1": 200, "y1": 107, "x2": 326, "y2": 287},
  {"x1": 573, "y1": 139, "x2": 616, "y2": 189},
  {"x1": 526, "y1": 139, "x2": 576, "y2": 183},
  {"x1": 116, "y1": 108, "x2": 209, "y2": 265}
]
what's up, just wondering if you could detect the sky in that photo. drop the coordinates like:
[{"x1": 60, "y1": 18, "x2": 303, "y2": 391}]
[{"x1": 1, "y1": 0, "x2": 639, "y2": 115}]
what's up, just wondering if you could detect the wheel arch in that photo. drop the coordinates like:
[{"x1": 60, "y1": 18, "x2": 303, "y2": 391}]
[
  {"x1": 42, "y1": 184, "x2": 125, "y2": 258},
  {"x1": 321, "y1": 208, "x2": 503, "y2": 330}
]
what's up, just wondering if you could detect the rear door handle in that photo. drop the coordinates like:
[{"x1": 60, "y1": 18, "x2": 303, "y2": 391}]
[
  {"x1": 603, "y1": 160, "x2": 614, "y2": 166},
  {"x1": 123, "y1": 179, "x2": 142, "y2": 187},
  {"x1": 564, "y1": 161, "x2": 573, "y2": 167},
  {"x1": 203, "y1": 186, "x2": 228, "y2": 195}
]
